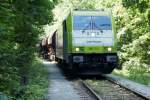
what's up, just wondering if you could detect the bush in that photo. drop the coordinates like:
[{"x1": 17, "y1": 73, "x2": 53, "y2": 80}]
[{"x1": 18, "y1": 59, "x2": 49, "y2": 100}]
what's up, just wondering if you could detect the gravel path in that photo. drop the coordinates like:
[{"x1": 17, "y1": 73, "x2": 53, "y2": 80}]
[{"x1": 44, "y1": 61, "x2": 81, "y2": 100}]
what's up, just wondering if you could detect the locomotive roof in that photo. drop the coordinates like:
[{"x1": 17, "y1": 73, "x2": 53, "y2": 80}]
[{"x1": 73, "y1": 9, "x2": 111, "y2": 16}]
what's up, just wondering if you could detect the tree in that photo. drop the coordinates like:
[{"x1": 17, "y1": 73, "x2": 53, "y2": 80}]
[{"x1": 0, "y1": 0, "x2": 57, "y2": 97}]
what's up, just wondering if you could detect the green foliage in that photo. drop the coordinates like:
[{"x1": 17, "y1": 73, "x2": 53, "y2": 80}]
[
  {"x1": 112, "y1": 0, "x2": 150, "y2": 85},
  {"x1": 0, "y1": 0, "x2": 57, "y2": 98},
  {"x1": 17, "y1": 60, "x2": 49, "y2": 100},
  {"x1": 122, "y1": 0, "x2": 149, "y2": 12}
]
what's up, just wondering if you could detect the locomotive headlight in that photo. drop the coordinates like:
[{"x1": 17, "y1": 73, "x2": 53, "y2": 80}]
[
  {"x1": 91, "y1": 33, "x2": 95, "y2": 37},
  {"x1": 75, "y1": 48, "x2": 80, "y2": 52},
  {"x1": 108, "y1": 47, "x2": 112, "y2": 52}
]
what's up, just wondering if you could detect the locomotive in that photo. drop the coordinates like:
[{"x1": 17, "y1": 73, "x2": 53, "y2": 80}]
[{"x1": 50, "y1": 9, "x2": 118, "y2": 74}]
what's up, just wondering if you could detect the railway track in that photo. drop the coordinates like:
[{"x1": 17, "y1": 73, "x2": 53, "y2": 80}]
[
  {"x1": 79, "y1": 75, "x2": 149, "y2": 100},
  {"x1": 73, "y1": 79, "x2": 102, "y2": 100},
  {"x1": 46, "y1": 62, "x2": 150, "y2": 100},
  {"x1": 104, "y1": 75, "x2": 150, "y2": 100},
  {"x1": 65, "y1": 79, "x2": 94, "y2": 100},
  {"x1": 63, "y1": 71, "x2": 149, "y2": 99}
]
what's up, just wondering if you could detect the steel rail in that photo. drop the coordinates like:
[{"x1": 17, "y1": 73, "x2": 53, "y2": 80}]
[
  {"x1": 103, "y1": 74, "x2": 150, "y2": 100},
  {"x1": 79, "y1": 79, "x2": 102, "y2": 100}
]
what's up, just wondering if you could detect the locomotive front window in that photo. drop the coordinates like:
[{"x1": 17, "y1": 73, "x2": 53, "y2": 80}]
[
  {"x1": 72, "y1": 15, "x2": 114, "y2": 46},
  {"x1": 73, "y1": 16, "x2": 112, "y2": 30},
  {"x1": 73, "y1": 16, "x2": 91, "y2": 30},
  {"x1": 92, "y1": 16, "x2": 112, "y2": 30}
]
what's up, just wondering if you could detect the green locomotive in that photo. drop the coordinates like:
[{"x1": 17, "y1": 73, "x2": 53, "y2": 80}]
[{"x1": 55, "y1": 9, "x2": 118, "y2": 74}]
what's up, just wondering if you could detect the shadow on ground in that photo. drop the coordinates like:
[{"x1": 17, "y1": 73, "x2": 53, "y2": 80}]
[{"x1": 56, "y1": 62, "x2": 107, "y2": 81}]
